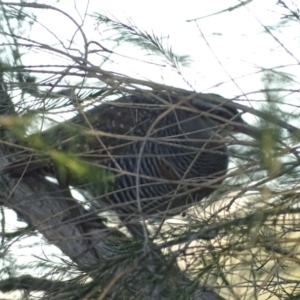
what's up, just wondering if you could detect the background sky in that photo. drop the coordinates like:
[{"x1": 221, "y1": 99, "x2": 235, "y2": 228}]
[
  {"x1": 24, "y1": 0, "x2": 299, "y2": 102},
  {"x1": 1, "y1": 1, "x2": 300, "y2": 298}
]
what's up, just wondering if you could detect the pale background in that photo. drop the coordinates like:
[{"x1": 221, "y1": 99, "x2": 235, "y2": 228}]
[{"x1": 1, "y1": 0, "x2": 300, "y2": 298}]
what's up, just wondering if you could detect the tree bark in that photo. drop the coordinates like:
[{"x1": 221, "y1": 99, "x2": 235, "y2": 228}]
[{"x1": 0, "y1": 77, "x2": 225, "y2": 300}]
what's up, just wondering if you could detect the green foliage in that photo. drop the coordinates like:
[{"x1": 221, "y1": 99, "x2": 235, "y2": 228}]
[
  {"x1": 94, "y1": 13, "x2": 190, "y2": 68},
  {"x1": 0, "y1": 1, "x2": 300, "y2": 300}
]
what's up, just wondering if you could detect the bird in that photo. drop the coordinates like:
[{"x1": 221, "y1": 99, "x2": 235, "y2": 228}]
[{"x1": 4, "y1": 90, "x2": 255, "y2": 237}]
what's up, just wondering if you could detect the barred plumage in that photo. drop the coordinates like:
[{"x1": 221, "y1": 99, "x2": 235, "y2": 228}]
[{"x1": 6, "y1": 91, "x2": 254, "y2": 237}]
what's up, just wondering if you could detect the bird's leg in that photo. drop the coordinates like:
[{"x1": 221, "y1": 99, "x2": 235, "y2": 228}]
[
  {"x1": 151, "y1": 217, "x2": 166, "y2": 240},
  {"x1": 118, "y1": 212, "x2": 149, "y2": 239}
]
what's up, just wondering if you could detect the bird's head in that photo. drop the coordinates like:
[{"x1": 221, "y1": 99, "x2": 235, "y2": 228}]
[{"x1": 187, "y1": 94, "x2": 257, "y2": 139}]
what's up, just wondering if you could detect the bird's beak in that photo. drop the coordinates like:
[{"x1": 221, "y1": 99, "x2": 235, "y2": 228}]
[
  {"x1": 227, "y1": 114, "x2": 259, "y2": 139},
  {"x1": 235, "y1": 122, "x2": 260, "y2": 139}
]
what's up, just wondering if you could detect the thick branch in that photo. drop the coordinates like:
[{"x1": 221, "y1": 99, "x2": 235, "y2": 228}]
[
  {"x1": 0, "y1": 69, "x2": 225, "y2": 299},
  {"x1": 0, "y1": 151, "x2": 225, "y2": 299}
]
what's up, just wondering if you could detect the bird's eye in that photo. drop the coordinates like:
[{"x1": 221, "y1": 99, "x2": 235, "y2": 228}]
[{"x1": 211, "y1": 109, "x2": 232, "y2": 120}]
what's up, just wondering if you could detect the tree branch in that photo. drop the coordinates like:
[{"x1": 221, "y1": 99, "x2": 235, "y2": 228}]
[{"x1": 0, "y1": 71, "x2": 225, "y2": 299}]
